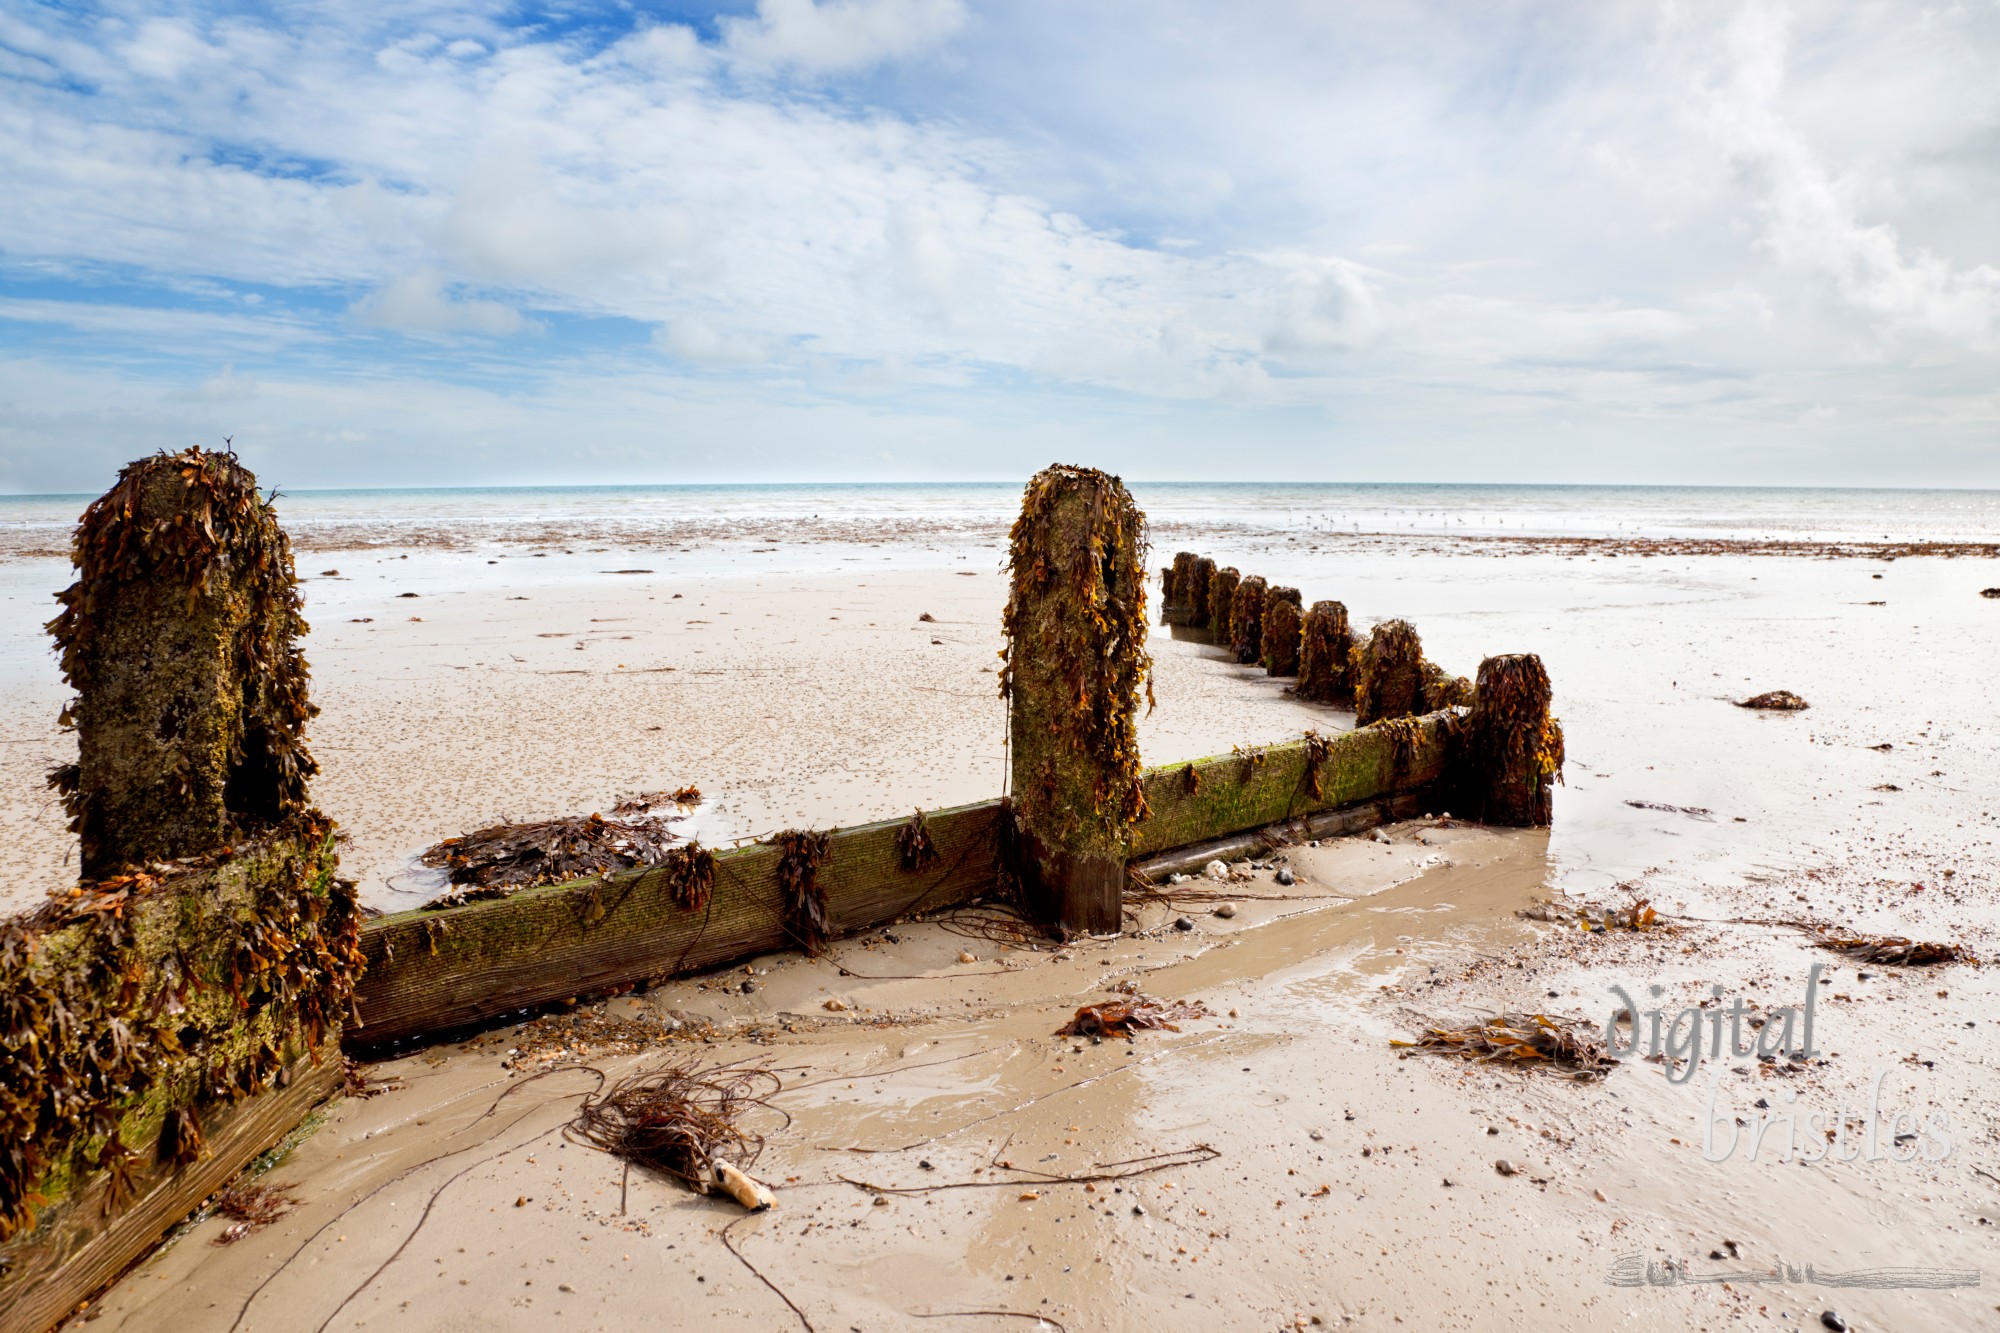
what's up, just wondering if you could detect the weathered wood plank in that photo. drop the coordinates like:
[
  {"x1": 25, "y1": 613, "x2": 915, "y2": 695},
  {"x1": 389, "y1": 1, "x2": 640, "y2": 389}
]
[
  {"x1": 0, "y1": 1052, "x2": 342, "y2": 1333},
  {"x1": 1130, "y1": 712, "x2": 1456, "y2": 856},
  {"x1": 351, "y1": 800, "x2": 1004, "y2": 1048}
]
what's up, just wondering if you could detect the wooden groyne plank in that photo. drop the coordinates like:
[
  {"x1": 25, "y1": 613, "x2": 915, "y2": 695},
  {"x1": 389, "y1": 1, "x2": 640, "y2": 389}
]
[
  {"x1": 353, "y1": 800, "x2": 1004, "y2": 1047},
  {"x1": 0, "y1": 1053, "x2": 341, "y2": 1333},
  {"x1": 349, "y1": 714, "x2": 1459, "y2": 1050},
  {"x1": 1130, "y1": 713, "x2": 1455, "y2": 857}
]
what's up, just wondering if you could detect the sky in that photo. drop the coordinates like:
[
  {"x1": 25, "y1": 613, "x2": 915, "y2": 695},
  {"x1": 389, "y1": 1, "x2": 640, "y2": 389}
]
[{"x1": 1, "y1": 0, "x2": 1997, "y2": 492}]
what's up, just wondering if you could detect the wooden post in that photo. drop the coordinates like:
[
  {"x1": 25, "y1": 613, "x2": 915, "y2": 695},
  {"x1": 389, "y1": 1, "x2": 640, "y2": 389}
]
[
  {"x1": 1262, "y1": 586, "x2": 1302, "y2": 676},
  {"x1": 1001, "y1": 465, "x2": 1151, "y2": 937},
  {"x1": 6, "y1": 449, "x2": 354, "y2": 1333},
  {"x1": 48, "y1": 447, "x2": 318, "y2": 877},
  {"x1": 1207, "y1": 566, "x2": 1240, "y2": 646},
  {"x1": 1355, "y1": 619, "x2": 1424, "y2": 724},
  {"x1": 1187, "y1": 556, "x2": 1215, "y2": 628},
  {"x1": 1296, "y1": 600, "x2": 1354, "y2": 704},
  {"x1": 1163, "y1": 551, "x2": 1198, "y2": 625},
  {"x1": 1468, "y1": 654, "x2": 1562, "y2": 826},
  {"x1": 1229, "y1": 575, "x2": 1268, "y2": 664}
]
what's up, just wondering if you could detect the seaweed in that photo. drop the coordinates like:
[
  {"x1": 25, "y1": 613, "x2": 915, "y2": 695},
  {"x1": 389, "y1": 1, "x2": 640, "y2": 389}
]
[
  {"x1": 775, "y1": 829, "x2": 832, "y2": 956},
  {"x1": 1302, "y1": 729, "x2": 1333, "y2": 801},
  {"x1": 1353, "y1": 619, "x2": 1424, "y2": 725},
  {"x1": 998, "y1": 466, "x2": 1152, "y2": 857},
  {"x1": 566, "y1": 1059, "x2": 783, "y2": 1195},
  {"x1": 659, "y1": 841, "x2": 717, "y2": 913},
  {"x1": 46, "y1": 447, "x2": 317, "y2": 876},
  {"x1": 1738, "y1": 691, "x2": 1808, "y2": 711},
  {"x1": 1164, "y1": 551, "x2": 1199, "y2": 622},
  {"x1": 1420, "y1": 661, "x2": 1474, "y2": 710},
  {"x1": 1228, "y1": 575, "x2": 1268, "y2": 665},
  {"x1": 1394, "y1": 1012, "x2": 1611, "y2": 1074},
  {"x1": 896, "y1": 810, "x2": 939, "y2": 874},
  {"x1": 1055, "y1": 996, "x2": 1211, "y2": 1041},
  {"x1": 1261, "y1": 586, "x2": 1302, "y2": 676},
  {"x1": 1812, "y1": 933, "x2": 1968, "y2": 966},
  {"x1": 1295, "y1": 600, "x2": 1353, "y2": 704},
  {"x1": 418, "y1": 809, "x2": 684, "y2": 892},
  {"x1": 0, "y1": 812, "x2": 358, "y2": 1242},
  {"x1": 1466, "y1": 653, "x2": 1564, "y2": 826}
]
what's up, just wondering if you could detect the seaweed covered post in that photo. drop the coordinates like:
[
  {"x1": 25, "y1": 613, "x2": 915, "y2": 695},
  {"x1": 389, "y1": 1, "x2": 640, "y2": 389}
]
[
  {"x1": 1296, "y1": 600, "x2": 1354, "y2": 704},
  {"x1": 1163, "y1": 552, "x2": 1199, "y2": 625},
  {"x1": 1187, "y1": 556, "x2": 1215, "y2": 628},
  {"x1": 5, "y1": 448, "x2": 357, "y2": 1333},
  {"x1": 1467, "y1": 654, "x2": 1563, "y2": 826},
  {"x1": 1262, "y1": 586, "x2": 1303, "y2": 676},
  {"x1": 1207, "y1": 566, "x2": 1240, "y2": 647},
  {"x1": 1354, "y1": 619, "x2": 1424, "y2": 724},
  {"x1": 48, "y1": 446, "x2": 317, "y2": 877},
  {"x1": 1229, "y1": 575, "x2": 1268, "y2": 665},
  {"x1": 1001, "y1": 465, "x2": 1151, "y2": 936}
]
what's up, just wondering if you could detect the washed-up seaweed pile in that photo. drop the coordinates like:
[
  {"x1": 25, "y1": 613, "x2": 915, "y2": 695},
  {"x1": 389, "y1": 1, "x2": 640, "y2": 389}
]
[
  {"x1": 1056, "y1": 996, "x2": 1211, "y2": 1040},
  {"x1": 0, "y1": 813, "x2": 359, "y2": 1243},
  {"x1": 567, "y1": 1059, "x2": 782, "y2": 1195},
  {"x1": 1000, "y1": 465, "x2": 1152, "y2": 855},
  {"x1": 1394, "y1": 1012, "x2": 1611, "y2": 1073},
  {"x1": 419, "y1": 809, "x2": 685, "y2": 896},
  {"x1": 1812, "y1": 932, "x2": 1969, "y2": 966},
  {"x1": 1738, "y1": 690, "x2": 1809, "y2": 711},
  {"x1": 46, "y1": 447, "x2": 317, "y2": 876}
]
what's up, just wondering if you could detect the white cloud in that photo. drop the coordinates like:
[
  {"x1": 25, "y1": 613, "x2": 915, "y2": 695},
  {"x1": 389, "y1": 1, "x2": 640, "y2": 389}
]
[
  {"x1": 719, "y1": 0, "x2": 968, "y2": 74},
  {"x1": 349, "y1": 270, "x2": 534, "y2": 336},
  {"x1": 652, "y1": 317, "x2": 772, "y2": 364}
]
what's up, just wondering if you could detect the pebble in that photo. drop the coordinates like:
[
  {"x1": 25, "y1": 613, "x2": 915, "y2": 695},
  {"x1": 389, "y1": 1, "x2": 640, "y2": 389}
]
[
  {"x1": 1132, "y1": 1204, "x2": 1146, "y2": 1216},
  {"x1": 958, "y1": 952, "x2": 977, "y2": 964},
  {"x1": 1213, "y1": 902, "x2": 1238, "y2": 919},
  {"x1": 1309, "y1": 1130, "x2": 1324, "y2": 1142},
  {"x1": 1369, "y1": 828, "x2": 1392, "y2": 844},
  {"x1": 1820, "y1": 1314, "x2": 1846, "y2": 1332},
  {"x1": 1494, "y1": 1159, "x2": 1519, "y2": 1176},
  {"x1": 1173, "y1": 916, "x2": 1194, "y2": 931},
  {"x1": 1204, "y1": 859, "x2": 1228, "y2": 881},
  {"x1": 739, "y1": 979, "x2": 758, "y2": 994},
  {"x1": 1275, "y1": 867, "x2": 1296, "y2": 886},
  {"x1": 822, "y1": 997, "x2": 849, "y2": 1012}
]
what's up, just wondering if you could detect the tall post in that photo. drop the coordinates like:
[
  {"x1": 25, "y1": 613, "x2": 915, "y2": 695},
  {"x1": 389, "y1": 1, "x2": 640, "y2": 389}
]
[
  {"x1": 1207, "y1": 566, "x2": 1240, "y2": 647},
  {"x1": 1354, "y1": 618, "x2": 1424, "y2": 724},
  {"x1": 1163, "y1": 551, "x2": 1198, "y2": 625},
  {"x1": 48, "y1": 447, "x2": 318, "y2": 876},
  {"x1": 1229, "y1": 575, "x2": 1268, "y2": 665},
  {"x1": 1468, "y1": 654, "x2": 1562, "y2": 825},
  {"x1": 1296, "y1": 600, "x2": 1354, "y2": 704},
  {"x1": 1187, "y1": 556, "x2": 1215, "y2": 628},
  {"x1": 1262, "y1": 586, "x2": 1302, "y2": 676},
  {"x1": 1002, "y1": 465, "x2": 1151, "y2": 937}
]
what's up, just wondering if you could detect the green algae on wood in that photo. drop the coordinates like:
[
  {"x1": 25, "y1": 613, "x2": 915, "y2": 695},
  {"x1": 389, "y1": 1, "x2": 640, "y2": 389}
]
[
  {"x1": 999, "y1": 465, "x2": 1151, "y2": 936},
  {"x1": 46, "y1": 448, "x2": 317, "y2": 878}
]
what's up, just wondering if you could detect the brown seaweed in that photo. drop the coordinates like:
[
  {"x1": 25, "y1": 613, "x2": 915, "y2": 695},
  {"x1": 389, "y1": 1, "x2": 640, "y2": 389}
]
[{"x1": 566, "y1": 1058, "x2": 783, "y2": 1194}]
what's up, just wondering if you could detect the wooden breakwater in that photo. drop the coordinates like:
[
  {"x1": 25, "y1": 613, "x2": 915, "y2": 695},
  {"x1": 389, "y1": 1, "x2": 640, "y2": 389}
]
[{"x1": 1, "y1": 459, "x2": 1557, "y2": 1331}]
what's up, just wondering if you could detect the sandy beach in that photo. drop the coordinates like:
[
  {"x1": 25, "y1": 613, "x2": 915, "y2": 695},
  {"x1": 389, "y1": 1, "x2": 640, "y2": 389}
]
[{"x1": 5, "y1": 516, "x2": 1992, "y2": 1331}]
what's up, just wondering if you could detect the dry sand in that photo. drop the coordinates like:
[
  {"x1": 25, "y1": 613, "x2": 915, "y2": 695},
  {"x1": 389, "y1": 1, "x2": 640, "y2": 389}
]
[{"x1": 6, "y1": 534, "x2": 1997, "y2": 1330}]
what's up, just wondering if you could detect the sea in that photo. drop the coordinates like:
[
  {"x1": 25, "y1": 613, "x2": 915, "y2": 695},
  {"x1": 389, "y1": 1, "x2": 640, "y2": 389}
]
[{"x1": 2, "y1": 482, "x2": 1999, "y2": 553}]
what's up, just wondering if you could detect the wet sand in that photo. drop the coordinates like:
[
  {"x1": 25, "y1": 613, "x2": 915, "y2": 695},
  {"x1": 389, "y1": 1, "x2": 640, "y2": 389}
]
[{"x1": 6, "y1": 536, "x2": 1998, "y2": 1329}]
